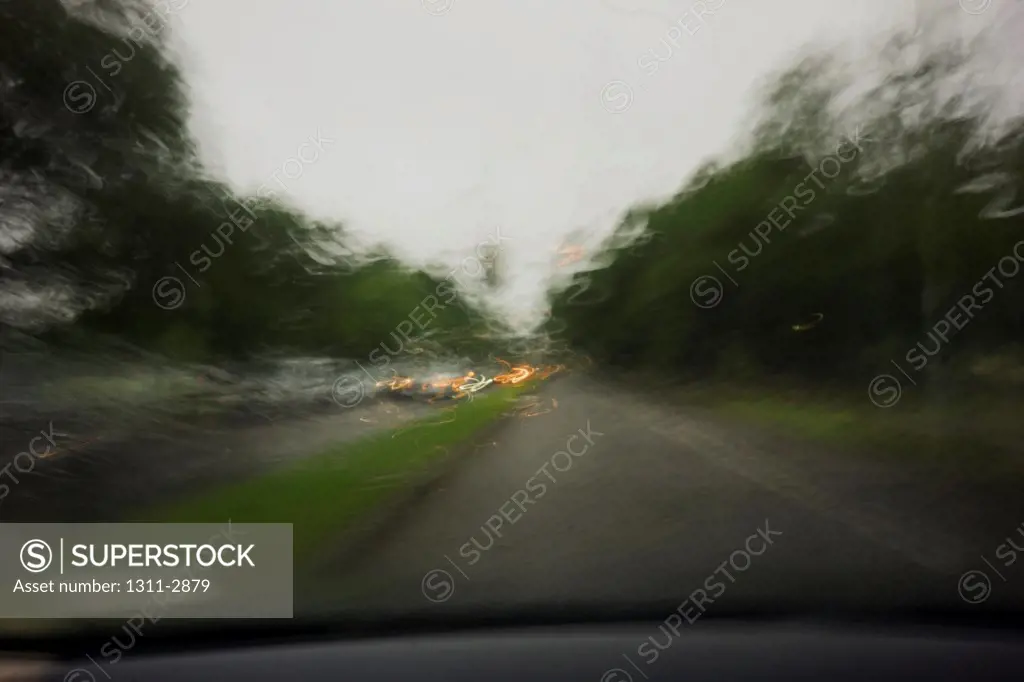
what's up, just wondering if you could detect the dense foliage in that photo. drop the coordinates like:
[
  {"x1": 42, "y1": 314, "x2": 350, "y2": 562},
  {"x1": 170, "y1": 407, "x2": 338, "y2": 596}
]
[
  {"x1": 0, "y1": 0, "x2": 497, "y2": 363},
  {"x1": 548, "y1": 28, "x2": 1024, "y2": 394}
]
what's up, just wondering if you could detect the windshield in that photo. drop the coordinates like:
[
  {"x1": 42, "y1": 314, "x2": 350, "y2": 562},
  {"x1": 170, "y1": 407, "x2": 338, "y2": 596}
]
[{"x1": 2, "y1": 0, "x2": 1024, "y2": 643}]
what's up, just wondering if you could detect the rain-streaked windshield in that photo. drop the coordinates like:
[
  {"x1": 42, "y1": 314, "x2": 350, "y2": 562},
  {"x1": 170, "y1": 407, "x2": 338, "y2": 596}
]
[{"x1": 2, "y1": 0, "x2": 1023, "y2": 642}]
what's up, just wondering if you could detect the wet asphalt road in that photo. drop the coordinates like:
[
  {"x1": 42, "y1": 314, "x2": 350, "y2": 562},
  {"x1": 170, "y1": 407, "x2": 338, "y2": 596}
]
[
  {"x1": 3, "y1": 370, "x2": 1021, "y2": 615},
  {"x1": 324, "y1": 374, "x2": 1024, "y2": 614}
]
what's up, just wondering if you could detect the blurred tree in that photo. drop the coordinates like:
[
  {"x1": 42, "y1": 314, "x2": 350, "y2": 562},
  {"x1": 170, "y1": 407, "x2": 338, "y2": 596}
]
[
  {"x1": 547, "y1": 23, "x2": 1024, "y2": 394},
  {"x1": 1, "y1": 0, "x2": 491, "y2": 365}
]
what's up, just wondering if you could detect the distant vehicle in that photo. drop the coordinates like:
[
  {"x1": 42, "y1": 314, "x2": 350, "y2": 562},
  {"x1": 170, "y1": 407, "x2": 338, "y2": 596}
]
[
  {"x1": 403, "y1": 372, "x2": 463, "y2": 401},
  {"x1": 378, "y1": 370, "x2": 490, "y2": 402}
]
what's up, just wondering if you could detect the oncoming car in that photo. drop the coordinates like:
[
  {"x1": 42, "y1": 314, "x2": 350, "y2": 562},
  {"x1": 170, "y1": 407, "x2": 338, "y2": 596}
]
[{"x1": 376, "y1": 371, "x2": 493, "y2": 402}]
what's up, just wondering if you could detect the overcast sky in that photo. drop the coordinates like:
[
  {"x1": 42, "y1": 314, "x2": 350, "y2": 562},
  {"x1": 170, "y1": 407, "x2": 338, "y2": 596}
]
[{"x1": 164, "y1": 0, "x2": 1009, "y2": 332}]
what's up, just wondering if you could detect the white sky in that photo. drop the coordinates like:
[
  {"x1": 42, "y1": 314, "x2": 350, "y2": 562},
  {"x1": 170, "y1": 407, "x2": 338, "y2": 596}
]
[{"x1": 164, "y1": 0, "x2": 1008, "y2": 332}]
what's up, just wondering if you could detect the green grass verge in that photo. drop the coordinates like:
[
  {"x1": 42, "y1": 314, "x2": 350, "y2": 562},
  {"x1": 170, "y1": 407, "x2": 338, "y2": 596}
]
[
  {"x1": 671, "y1": 384, "x2": 1022, "y2": 478},
  {"x1": 144, "y1": 384, "x2": 530, "y2": 560},
  {"x1": 717, "y1": 398, "x2": 861, "y2": 443}
]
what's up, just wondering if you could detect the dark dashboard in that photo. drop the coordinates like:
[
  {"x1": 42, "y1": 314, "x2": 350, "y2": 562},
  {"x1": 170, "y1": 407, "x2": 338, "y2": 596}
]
[{"x1": 6, "y1": 614, "x2": 1022, "y2": 681}]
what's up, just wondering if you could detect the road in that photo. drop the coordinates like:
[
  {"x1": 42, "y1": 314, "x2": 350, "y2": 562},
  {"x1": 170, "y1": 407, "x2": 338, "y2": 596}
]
[
  {"x1": 324, "y1": 373, "x2": 1024, "y2": 615},
  {"x1": 4, "y1": 368, "x2": 1021, "y2": 614}
]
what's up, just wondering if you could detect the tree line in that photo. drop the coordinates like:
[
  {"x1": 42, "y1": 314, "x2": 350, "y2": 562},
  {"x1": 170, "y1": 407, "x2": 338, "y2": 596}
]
[
  {"x1": 1, "y1": 0, "x2": 500, "y2": 364},
  {"x1": 547, "y1": 21, "x2": 1024, "y2": 396}
]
